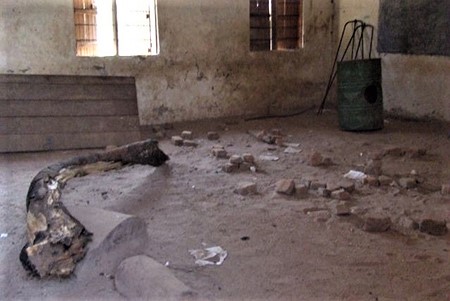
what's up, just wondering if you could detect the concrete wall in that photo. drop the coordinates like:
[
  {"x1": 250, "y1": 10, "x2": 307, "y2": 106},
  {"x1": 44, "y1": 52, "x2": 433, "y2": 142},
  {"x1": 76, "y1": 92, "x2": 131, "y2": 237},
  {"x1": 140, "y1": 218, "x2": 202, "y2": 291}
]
[
  {"x1": 337, "y1": 0, "x2": 450, "y2": 121},
  {"x1": 0, "y1": 0, "x2": 336, "y2": 125}
]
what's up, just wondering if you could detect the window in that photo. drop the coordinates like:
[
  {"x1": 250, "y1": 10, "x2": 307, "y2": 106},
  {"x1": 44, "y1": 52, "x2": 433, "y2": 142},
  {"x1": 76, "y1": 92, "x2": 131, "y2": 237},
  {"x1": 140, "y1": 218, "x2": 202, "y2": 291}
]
[
  {"x1": 74, "y1": 0, "x2": 159, "y2": 57},
  {"x1": 250, "y1": 0, "x2": 303, "y2": 51}
]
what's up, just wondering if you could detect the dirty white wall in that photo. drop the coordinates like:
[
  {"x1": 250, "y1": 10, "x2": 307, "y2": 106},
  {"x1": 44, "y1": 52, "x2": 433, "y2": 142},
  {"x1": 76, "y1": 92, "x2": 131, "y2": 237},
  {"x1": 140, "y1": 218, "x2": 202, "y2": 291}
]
[
  {"x1": 0, "y1": 0, "x2": 336, "y2": 125},
  {"x1": 337, "y1": 0, "x2": 450, "y2": 121}
]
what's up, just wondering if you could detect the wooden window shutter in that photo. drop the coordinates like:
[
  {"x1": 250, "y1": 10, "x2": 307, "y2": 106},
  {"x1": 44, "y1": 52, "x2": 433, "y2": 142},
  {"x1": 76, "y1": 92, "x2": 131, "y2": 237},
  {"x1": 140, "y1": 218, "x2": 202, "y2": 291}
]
[
  {"x1": 274, "y1": 0, "x2": 302, "y2": 50},
  {"x1": 74, "y1": 0, "x2": 98, "y2": 56},
  {"x1": 250, "y1": 0, "x2": 271, "y2": 51}
]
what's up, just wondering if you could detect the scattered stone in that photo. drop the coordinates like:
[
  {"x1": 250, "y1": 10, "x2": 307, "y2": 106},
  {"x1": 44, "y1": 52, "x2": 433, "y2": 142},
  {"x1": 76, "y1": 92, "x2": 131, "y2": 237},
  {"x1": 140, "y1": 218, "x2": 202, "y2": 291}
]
[
  {"x1": 242, "y1": 153, "x2": 255, "y2": 164},
  {"x1": 309, "y1": 151, "x2": 323, "y2": 167},
  {"x1": 365, "y1": 175, "x2": 380, "y2": 186},
  {"x1": 234, "y1": 182, "x2": 257, "y2": 196},
  {"x1": 181, "y1": 131, "x2": 193, "y2": 140},
  {"x1": 338, "y1": 180, "x2": 355, "y2": 193},
  {"x1": 326, "y1": 182, "x2": 341, "y2": 192},
  {"x1": 296, "y1": 184, "x2": 309, "y2": 195},
  {"x1": 362, "y1": 216, "x2": 391, "y2": 233},
  {"x1": 212, "y1": 148, "x2": 228, "y2": 158},
  {"x1": 321, "y1": 157, "x2": 333, "y2": 166},
  {"x1": 331, "y1": 189, "x2": 351, "y2": 200},
  {"x1": 222, "y1": 163, "x2": 238, "y2": 173},
  {"x1": 183, "y1": 140, "x2": 198, "y2": 147},
  {"x1": 364, "y1": 159, "x2": 382, "y2": 176},
  {"x1": 284, "y1": 146, "x2": 302, "y2": 154},
  {"x1": 275, "y1": 179, "x2": 295, "y2": 195},
  {"x1": 419, "y1": 219, "x2": 448, "y2": 236},
  {"x1": 398, "y1": 177, "x2": 417, "y2": 189},
  {"x1": 378, "y1": 175, "x2": 393, "y2": 186},
  {"x1": 310, "y1": 182, "x2": 327, "y2": 190},
  {"x1": 335, "y1": 203, "x2": 351, "y2": 216},
  {"x1": 441, "y1": 184, "x2": 450, "y2": 195},
  {"x1": 171, "y1": 136, "x2": 183, "y2": 146},
  {"x1": 317, "y1": 187, "x2": 331, "y2": 198},
  {"x1": 395, "y1": 216, "x2": 419, "y2": 233},
  {"x1": 207, "y1": 131, "x2": 220, "y2": 140},
  {"x1": 229, "y1": 155, "x2": 243, "y2": 165}
]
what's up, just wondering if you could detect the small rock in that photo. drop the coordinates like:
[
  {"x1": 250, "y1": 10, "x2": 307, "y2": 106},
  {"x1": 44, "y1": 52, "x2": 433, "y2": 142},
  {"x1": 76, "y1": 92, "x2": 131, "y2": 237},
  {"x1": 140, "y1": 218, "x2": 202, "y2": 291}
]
[
  {"x1": 181, "y1": 131, "x2": 193, "y2": 140},
  {"x1": 365, "y1": 175, "x2": 380, "y2": 186},
  {"x1": 309, "y1": 151, "x2": 323, "y2": 167},
  {"x1": 419, "y1": 219, "x2": 448, "y2": 236},
  {"x1": 339, "y1": 180, "x2": 355, "y2": 193},
  {"x1": 441, "y1": 184, "x2": 450, "y2": 195},
  {"x1": 310, "y1": 182, "x2": 326, "y2": 190},
  {"x1": 171, "y1": 136, "x2": 183, "y2": 146},
  {"x1": 242, "y1": 153, "x2": 255, "y2": 164},
  {"x1": 364, "y1": 159, "x2": 382, "y2": 176},
  {"x1": 234, "y1": 182, "x2": 257, "y2": 196},
  {"x1": 296, "y1": 184, "x2": 309, "y2": 195},
  {"x1": 207, "y1": 131, "x2": 220, "y2": 140},
  {"x1": 275, "y1": 179, "x2": 295, "y2": 195},
  {"x1": 363, "y1": 216, "x2": 391, "y2": 232},
  {"x1": 222, "y1": 163, "x2": 238, "y2": 173},
  {"x1": 229, "y1": 155, "x2": 243, "y2": 165},
  {"x1": 378, "y1": 175, "x2": 393, "y2": 186},
  {"x1": 335, "y1": 204, "x2": 351, "y2": 216},
  {"x1": 317, "y1": 187, "x2": 331, "y2": 198},
  {"x1": 398, "y1": 177, "x2": 417, "y2": 189},
  {"x1": 331, "y1": 189, "x2": 351, "y2": 200},
  {"x1": 183, "y1": 140, "x2": 198, "y2": 147},
  {"x1": 326, "y1": 182, "x2": 341, "y2": 192},
  {"x1": 212, "y1": 148, "x2": 228, "y2": 159}
]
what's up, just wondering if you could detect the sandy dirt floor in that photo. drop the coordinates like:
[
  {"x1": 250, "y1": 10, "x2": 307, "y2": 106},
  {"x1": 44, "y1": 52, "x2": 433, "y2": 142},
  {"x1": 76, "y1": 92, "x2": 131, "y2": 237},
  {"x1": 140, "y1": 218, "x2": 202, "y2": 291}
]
[{"x1": 1, "y1": 111, "x2": 449, "y2": 300}]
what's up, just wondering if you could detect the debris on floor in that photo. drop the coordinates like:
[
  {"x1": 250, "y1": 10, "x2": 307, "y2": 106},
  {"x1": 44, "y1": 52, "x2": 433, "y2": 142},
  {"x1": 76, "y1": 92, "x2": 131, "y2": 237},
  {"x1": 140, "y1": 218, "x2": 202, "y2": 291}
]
[{"x1": 189, "y1": 246, "x2": 228, "y2": 266}]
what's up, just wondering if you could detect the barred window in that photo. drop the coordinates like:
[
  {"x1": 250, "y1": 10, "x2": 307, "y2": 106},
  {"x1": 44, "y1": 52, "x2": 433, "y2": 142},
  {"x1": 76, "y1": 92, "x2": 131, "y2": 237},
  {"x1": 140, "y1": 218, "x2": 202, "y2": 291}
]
[
  {"x1": 74, "y1": 0, "x2": 159, "y2": 57},
  {"x1": 250, "y1": 0, "x2": 303, "y2": 51}
]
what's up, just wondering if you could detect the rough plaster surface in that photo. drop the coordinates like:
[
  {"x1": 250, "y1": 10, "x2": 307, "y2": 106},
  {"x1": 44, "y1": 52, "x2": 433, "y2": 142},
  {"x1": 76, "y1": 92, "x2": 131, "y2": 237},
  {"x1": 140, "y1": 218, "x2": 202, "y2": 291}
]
[{"x1": 0, "y1": 0, "x2": 335, "y2": 124}]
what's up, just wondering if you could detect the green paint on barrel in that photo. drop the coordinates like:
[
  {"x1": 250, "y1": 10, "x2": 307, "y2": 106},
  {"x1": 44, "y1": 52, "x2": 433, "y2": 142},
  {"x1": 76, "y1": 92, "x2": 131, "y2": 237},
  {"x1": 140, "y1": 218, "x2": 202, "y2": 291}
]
[{"x1": 337, "y1": 59, "x2": 383, "y2": 131}]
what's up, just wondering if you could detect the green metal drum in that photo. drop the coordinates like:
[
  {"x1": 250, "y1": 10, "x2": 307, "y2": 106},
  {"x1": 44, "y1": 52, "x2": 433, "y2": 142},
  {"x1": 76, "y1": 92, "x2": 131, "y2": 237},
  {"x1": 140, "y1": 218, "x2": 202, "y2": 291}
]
[{"x1": 337, "y1": 58, "x2": 383, "y2": 131}]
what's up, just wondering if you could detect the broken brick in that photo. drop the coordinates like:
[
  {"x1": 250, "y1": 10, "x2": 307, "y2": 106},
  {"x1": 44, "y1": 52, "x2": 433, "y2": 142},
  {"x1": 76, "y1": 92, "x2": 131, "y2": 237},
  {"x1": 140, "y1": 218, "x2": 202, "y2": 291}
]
[
  {"x1": 309, "y1": 151, "x2": 323, "y2": 167},
  {"x1": 242, "y1": 153, "x2": 255, "y2": 164},
  {"x1": 171, "y1": 136, "x2": 183, "y2": 146},
  {"x1": 275, "y1": 179, "x2": 295, "y2": 195},
  {"x1": 331, "y1": 189, "x2": 351, "y2": 200},
  {"x1": 335, "y1": 204, "x2": 351, "y2": 216},
  {"x1": 234, "y1": 182, "x2": 257, "y2": 196}
]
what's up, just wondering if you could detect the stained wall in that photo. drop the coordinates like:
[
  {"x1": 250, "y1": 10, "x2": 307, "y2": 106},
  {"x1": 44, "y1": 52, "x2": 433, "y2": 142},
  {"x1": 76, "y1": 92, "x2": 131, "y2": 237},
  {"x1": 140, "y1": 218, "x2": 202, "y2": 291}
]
[{"x1": 0, "y1": 0, "x2": 336, "y2": 125}]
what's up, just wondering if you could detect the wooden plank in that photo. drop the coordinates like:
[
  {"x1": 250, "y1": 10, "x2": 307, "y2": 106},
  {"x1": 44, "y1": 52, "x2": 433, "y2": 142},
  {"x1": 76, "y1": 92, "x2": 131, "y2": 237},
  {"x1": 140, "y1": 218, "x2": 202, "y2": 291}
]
[
  {"x1": 0, "y1": 132, "x2": 143, "y2": 153},
  {"x1": 0, "y1": 74, "x2": 135, "y2": 85},
  {"x1": 0, "y1": 116, "x2": 140, "y2": 135},
  {"x1": 0, "y1": 82, "x2": 136, "y2": 100},
  {"x1": 0, "y1": 99, "x2": 138, "y2": 117}
]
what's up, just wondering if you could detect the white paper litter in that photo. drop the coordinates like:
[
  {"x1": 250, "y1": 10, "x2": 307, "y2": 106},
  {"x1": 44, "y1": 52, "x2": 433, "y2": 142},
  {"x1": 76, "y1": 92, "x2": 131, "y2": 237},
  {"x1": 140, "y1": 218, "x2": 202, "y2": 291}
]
[
  {"x1": 0, "y1": 233, "x2": 8, "y2": 239},
  {"x1": 344, "y1": 170, "x2": 367, "y2": 182},
  {"x1": 284, "y1": 146, "x2": 302, "y2": 154},
  {"x1": 259, "y1": 155, "x2": 280, "y2": 161},
  {"x1": 189, "y1": 246, "x2": 228, "y2": 266}
]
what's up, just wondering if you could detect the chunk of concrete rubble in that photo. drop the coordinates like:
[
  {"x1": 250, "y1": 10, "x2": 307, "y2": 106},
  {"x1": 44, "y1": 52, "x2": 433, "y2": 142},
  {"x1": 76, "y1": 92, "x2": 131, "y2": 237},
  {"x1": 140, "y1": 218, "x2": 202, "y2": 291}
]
[
  {"x1": 362, "y1": 216, "x2": 391, "y2": 233},
  {"x1": 331, "y1": 189, "x2": 351, "y2": 200},
  {"x1": 207, "y1": 131, "x2": 220, "y2": 140},
  {"x1": 115, "y1": 255, "x2": 194, "y2": 300},
  {"x1": 398, "y1": 177, "x2": 417, "y2": 189},
  {"x1": 183, "y1": 140, "x2": 198, "y2": 147},
  {"x1": 212, "y1": 145, "x2": 228, "y2": 159},
  {"x1": 393, "y1": 216, "x2": 419, "y2": 234},
  {"x1": 171, "y1": 136, "x2": 183, "y2": 146},
  {"x1": 275, "y1": 179, "x2": 295, "y2": 195},
  {"x1": 309, "y1": 151, "x2": 323, "y2": 167},
  {"x1": 234, "y1": 182, "x2": 257, "y2": 196},
  {"x1": 419, "y1": 219, "x2": 448, "y2": 236},
  {"x1": 378, "y1": 175, "x2": 393, "y2": 186},
  {"x1": 222, "y1": 163, "x2": 238, "y2": 173},
  {"x1": 441, "y1": 184, "x2": 450, "y2": 195},
  {"x1": 365, "y1": 175, "x2": 380, "y2": 186},
  {"x1": 229, "y1": 155, "x2": 243, "y2": 165},
  {"x1": 242, "y1": 153, "x2": 255, "y2": 164},
  {"x1": 364, "y1": 159, "x2": 382, "y2": 176},
  {"x1": 181, "y1": 130, "x2": 193, "y2": 140}
]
